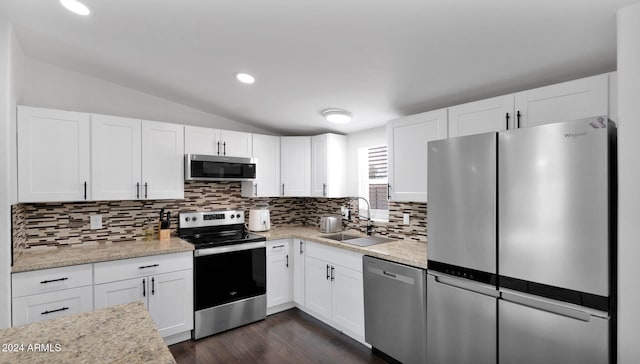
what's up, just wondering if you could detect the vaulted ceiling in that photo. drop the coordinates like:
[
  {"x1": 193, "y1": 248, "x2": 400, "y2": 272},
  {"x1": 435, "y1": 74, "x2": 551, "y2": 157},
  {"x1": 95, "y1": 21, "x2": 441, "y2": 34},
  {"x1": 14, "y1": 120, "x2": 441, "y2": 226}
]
[{"x1": 0, "y1": 0, "x2": 634, "y2": 134}]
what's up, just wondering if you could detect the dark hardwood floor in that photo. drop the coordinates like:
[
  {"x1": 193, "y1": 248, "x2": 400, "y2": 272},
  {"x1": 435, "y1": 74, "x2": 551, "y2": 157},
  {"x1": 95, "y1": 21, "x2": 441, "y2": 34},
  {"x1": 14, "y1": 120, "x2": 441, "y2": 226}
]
[{"x1": 169, "y1": 308, "x2": 387, "y2": 364}]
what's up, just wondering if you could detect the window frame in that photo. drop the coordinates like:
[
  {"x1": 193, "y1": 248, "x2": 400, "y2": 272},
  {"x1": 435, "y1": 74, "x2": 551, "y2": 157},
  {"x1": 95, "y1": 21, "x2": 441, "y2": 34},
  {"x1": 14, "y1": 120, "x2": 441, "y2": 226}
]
[{"x1": 358, "y1": 145, "x2": 389, "y2": 223}]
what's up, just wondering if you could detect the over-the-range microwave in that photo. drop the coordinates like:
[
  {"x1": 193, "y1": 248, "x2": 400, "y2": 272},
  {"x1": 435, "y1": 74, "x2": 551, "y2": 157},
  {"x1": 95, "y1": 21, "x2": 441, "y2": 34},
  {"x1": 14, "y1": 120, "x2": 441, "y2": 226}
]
[{"x1": 184, "y1": 154, "x2": 256, "y2": 181}]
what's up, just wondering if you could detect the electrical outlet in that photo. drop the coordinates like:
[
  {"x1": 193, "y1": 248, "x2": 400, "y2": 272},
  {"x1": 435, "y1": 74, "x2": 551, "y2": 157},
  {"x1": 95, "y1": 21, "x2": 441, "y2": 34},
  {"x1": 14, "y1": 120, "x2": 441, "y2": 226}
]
[
  {"x1": 90, "y1": 215, "x2": 103, "y2": 230},
  {"x1": 403, "y1": 213, "x2": 410, "y2": 225}
]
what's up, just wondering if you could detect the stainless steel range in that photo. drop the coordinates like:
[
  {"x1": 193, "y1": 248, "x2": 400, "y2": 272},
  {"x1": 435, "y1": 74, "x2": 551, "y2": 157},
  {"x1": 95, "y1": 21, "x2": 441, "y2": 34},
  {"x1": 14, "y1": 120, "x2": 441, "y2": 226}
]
[{"x1": 178, "y1": 210, "x2": 267, "y2": 340}]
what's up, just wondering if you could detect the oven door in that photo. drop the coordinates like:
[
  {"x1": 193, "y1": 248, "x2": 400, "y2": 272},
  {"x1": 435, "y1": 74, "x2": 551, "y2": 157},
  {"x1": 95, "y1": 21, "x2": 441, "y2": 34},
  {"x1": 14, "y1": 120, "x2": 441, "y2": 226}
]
[{"x1": 194, "y1": 241, "x2": 266, "y2": 310}]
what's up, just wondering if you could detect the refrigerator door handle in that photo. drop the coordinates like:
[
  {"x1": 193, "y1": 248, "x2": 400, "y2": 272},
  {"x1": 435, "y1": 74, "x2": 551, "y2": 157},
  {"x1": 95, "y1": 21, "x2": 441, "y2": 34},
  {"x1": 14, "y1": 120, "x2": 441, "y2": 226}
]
[
  {"x1": 501, "y1": 292, "x2": 591, "y2": 322},
  {"x1": 431, "y1": 273, "x2": 499, "y2": 298}
]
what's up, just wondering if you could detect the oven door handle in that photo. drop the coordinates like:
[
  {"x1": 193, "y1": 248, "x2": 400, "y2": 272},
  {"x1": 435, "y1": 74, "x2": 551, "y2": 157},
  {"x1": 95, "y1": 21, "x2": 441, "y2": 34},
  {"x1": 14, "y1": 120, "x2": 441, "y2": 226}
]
[{"x1": 194, "y1": 241, "x2": 266, "y2": 256}]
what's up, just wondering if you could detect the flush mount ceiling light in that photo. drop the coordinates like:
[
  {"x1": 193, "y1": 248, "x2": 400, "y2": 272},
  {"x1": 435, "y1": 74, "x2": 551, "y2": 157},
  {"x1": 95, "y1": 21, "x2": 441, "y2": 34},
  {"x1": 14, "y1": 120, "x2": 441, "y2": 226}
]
[
  {"x1": 235, "y1": 73, "x2": 255, "y2": 84},
  {"x1": 60, "y1": 0, "x2": 91, "y2": 15},
  {"x1": 322, "y1": 109, "x2": 352, "y2": 124}
]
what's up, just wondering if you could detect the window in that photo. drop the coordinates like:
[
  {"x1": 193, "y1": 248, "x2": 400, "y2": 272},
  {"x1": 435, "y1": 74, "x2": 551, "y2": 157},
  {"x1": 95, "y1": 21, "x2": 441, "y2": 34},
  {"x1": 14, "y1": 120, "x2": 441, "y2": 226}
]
[{"x1": 358, "y1": 145, "x2": 389, "y2": 222}]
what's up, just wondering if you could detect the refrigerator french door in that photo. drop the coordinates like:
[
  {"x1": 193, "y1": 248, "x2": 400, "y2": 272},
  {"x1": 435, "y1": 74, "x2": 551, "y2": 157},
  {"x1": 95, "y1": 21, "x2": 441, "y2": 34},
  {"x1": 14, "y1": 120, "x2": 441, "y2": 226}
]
[
  {"x1": 427, "y1": 132, "x2": 498, "y2": 364},
  {"x1": 498, "y1": 117, "x2": 615, "y2": 363}
]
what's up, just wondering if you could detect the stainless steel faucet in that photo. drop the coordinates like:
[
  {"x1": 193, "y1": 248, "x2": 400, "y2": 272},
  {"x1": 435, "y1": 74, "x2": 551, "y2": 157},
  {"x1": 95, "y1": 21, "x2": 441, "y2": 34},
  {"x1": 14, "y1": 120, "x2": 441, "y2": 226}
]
[{"x1": 351, "y1": 197, "x2": 374, "y2": 236}]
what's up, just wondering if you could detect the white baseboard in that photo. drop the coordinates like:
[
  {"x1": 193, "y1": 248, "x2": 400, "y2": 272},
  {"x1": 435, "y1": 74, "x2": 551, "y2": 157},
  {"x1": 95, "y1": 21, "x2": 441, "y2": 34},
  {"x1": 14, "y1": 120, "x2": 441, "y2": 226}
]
[
  {"x1": 267, "y1": 301, "x2": 295, "y2": 315},
  {"x1": 164, "y1": 330, "x2": 191, "y2": 346}
]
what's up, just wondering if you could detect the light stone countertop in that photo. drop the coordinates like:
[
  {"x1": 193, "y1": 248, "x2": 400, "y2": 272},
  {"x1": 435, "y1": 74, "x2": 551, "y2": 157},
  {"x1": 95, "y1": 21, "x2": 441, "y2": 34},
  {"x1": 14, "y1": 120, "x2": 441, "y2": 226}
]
[
  {"x1": 256, "y1": 225, "x2": 427, "y2": 269},
  {"x1": 12, "y1": 237, "x2": 194, "y2": 273},
  {"x1": 0, "y1": 302, "x2": 175, "y2": 364}
]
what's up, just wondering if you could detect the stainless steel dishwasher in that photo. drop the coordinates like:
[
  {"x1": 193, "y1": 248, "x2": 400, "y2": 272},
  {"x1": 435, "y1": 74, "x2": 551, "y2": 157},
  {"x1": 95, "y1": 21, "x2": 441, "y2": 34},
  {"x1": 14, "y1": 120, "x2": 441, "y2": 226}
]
[{"x1": 363, "y1": 255, "x2": 427, "y2": 364}]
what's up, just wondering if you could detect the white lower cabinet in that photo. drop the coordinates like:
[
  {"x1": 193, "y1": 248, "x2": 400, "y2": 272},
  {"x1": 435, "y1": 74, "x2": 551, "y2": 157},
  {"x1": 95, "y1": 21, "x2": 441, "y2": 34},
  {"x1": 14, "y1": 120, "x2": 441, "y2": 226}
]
[
  {"x1": 94, "y1": 277, "x2": 146, "y2": 309},
  {"x1": 304, "y1": 256, "x2": 333, "y2": 321},
  {"x1": 12, "y1": 286, "x2": 93, "y2": 326},
  {"x1": 11, "y1": 264, "x2": 94, "y2": 326},
  {"x1": 303, "y1": 241, "x2": 365, "y2": 341},
  {"x1": 266, "y1": 239, "x2": 293, "y2": 308},
  {"x1": 293, "y1": 239, "x2": 306, "y2": 306},
  {"x1": 330, "y1": 265, "x2": 365, "y2": 336},
  {"x1": 147, "y1": 270, "x2": 194, "y2": 338},
  {"x1": 93, "y1": 252, "x2": 193, "y2": 340}
]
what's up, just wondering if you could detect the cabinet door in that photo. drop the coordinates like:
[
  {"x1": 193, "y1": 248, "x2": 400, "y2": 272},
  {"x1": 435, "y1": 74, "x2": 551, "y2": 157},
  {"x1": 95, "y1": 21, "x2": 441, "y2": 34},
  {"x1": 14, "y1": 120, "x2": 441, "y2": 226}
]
[
  {"x1": 220, "y1": 130, "x2": 253, "y2": 157},
  {"x1": 515, "y1": 74, "x2": 608, "y2": 128},
  {"x1": 91, "y1": 114, "x2": 142, "y2": 200},
  {"x1": 141, "y1": 120, "x2": 184, "y2": 199},
  {"x1": 94, "y1": 277, "x2": 147, "y2": 310},
  {"x1": 293, "y1": 239, "x2": 306, "y2": 306},
  {"x1": 147, "y1": 270, "x2": 194, "y2": 338},
  {"x1": 311, "y1": 134, "x2": 328, "y2": 197},
  {"x1": 304, "y1": 256, "x2": 332, "y2": 322},
  {"x1": 266, "y1": 241, "x2": 292, "y2": 307},
  {"x1": 184, "y1": 125, "x2": 220, "y2": 155},
  {"x1": 17, "y1": 106, "x2": 91, "y2": 202},
  {"x1": 242, "y1": 134, "x2": 280, "y2": 197},
  {"x1": 12, "y1": 286, "x2": 93, "y2": 326},
  {"x1": 387, "y1": 108, "x2": 448, "y2": 202},
  {"x1": 448, "y1": 95, "x2": 514, "y2": 137},
  {"x1": 280, "y1": 137, "x2": 311, "y2": 196},
  {"x1": 331, "y1": 265, "x2": 365, "y2": 338}
]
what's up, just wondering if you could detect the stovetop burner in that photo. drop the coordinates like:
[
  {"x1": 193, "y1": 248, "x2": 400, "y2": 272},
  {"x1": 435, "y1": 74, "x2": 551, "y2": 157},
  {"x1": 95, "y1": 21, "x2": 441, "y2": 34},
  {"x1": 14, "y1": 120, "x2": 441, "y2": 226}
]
[{"x1": 177, "y1": 210, "x2": 266, "y2": 249}]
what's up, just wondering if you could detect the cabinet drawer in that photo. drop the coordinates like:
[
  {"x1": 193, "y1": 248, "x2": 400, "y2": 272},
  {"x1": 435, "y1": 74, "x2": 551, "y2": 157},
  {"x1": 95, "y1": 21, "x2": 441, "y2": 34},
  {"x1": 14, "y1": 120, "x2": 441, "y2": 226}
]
[
  {"x1": 12, "y1": 286, "x2": 93, "y2": 326},
  {"x1": 94, "y1": 252, "x2": 192, "y2": 284},
  {"x1": 12, "y1": 264, "x2": 93, "y2": 298},
  {"x1": 267, "y1": 239, "x2": 291, "y2": 256},
  {"x1": 306, "y1": 242, "x2": 363, "y2": 272}
]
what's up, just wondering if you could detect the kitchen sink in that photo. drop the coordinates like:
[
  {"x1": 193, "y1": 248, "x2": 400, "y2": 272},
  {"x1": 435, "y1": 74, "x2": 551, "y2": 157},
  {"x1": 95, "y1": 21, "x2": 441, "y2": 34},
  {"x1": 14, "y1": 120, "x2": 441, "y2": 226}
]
[
  {"x1": 322, "y1": 233, "x2": 396, "y2": 247},
  {"x1": 322, "y1": 233, "x2": 362, "y2": 241}
]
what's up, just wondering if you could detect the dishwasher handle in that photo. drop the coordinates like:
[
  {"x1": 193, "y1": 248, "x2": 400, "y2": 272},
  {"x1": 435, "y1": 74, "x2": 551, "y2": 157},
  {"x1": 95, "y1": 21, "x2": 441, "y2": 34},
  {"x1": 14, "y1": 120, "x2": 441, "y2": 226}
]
[{"x1": 368, "y1": 266, "x2": 415, "y2": 285}]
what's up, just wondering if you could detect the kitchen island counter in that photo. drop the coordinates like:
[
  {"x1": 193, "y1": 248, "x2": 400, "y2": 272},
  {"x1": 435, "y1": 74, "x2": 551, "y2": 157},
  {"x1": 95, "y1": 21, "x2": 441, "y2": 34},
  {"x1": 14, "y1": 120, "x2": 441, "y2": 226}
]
[
  {"x1": 12, "y1": 237, "x2": 193, "y2": 273},
  {"x1": 257, "y1": 226, "x2": 427, "y2": 269},
  {"x1": 0, "y1": 302, "x2": 175, "y2": 364}
]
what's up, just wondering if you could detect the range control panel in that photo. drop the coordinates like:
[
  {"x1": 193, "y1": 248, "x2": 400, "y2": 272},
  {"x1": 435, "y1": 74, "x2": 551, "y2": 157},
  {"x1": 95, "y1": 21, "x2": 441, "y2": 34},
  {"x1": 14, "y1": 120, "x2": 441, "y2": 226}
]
[{"x1": 179, "y1": 210, "x2": 245, "y2": 229}]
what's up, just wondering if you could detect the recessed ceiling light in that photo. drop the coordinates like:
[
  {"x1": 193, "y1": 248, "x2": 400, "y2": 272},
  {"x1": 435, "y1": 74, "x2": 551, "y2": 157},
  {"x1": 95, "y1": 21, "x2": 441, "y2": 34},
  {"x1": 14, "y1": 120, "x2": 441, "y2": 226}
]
[
  {"x1": 236, "y1": 73, "x2": 255, "y2": 84},
  {"x1": 60, "y1": 0, "x2": 91, "y2": 16},
  {"x1": 322, "y1": 109, "x2": 352, "y2": 124}
]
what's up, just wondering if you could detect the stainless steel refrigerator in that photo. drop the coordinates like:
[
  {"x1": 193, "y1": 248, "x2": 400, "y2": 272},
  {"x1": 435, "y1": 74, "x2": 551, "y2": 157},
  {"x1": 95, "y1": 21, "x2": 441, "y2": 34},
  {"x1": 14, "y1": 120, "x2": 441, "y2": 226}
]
[{"x1": 426, "y1": 117, "x2": 615, "y2": 364}]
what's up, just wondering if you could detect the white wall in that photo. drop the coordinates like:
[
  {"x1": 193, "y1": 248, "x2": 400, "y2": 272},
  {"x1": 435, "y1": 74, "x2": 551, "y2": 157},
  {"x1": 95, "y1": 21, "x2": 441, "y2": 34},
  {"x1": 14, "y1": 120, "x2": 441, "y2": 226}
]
[
  {"x1": 346, "y1": 126, "x2": 386, "y2": 196},
  {"x1": 0, "y1": 19, "x2": 23, "y2": 329},
  {"x1": 617, "y1": 3, "x2": 640, "y2": 362},
  {"x1": 22, "y1": 57, "x2": 274, "y2": 134}
]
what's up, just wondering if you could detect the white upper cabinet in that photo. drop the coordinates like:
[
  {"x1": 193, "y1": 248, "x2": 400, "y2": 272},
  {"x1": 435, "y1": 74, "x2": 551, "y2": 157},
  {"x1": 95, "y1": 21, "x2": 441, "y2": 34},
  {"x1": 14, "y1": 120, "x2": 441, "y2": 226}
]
[
  {"x1": 18, "y1": 106, "x2": 91, "y2": 202},
  {"x1": 514, "y1": 74, "x2": 609, "y2": 128},
  {"x1": 311, "y1": 134, "x2": 347, "y2": 198},
  {"x1": 141, "y1": 120, "x2": 184, "y2": 200},
  {"x1": 184, "y1": 125, "x2": 219, "y2": 155},
  {"x1": 220, "y1": 130, "x2": 253, "y2": 158},
  {"x1": 448, "y1": 95, "x2": 514, "y2": 137},
  {"x1": 280, "y1": 136, "x2": 311, "y2": 197},
  {"x1": 242, "y1": 134, "x2": 280, "y2": 197},
  {"x1": 184, "y1": 126, "x2": 252, "y2": 158},
  {"x1": 387, "y1": 108, "x2": 448, "y2": 202},
  {"x1": 91, "y1": 114, "x2": 142, "y2": 201}
]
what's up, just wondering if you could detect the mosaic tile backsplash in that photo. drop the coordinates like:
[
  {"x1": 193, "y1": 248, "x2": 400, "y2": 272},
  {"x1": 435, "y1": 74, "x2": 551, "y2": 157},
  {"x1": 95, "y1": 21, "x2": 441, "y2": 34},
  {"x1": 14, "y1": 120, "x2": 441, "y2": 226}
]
[{"x1": 12, "y1": 182, "x2": 427, "y2": 255}]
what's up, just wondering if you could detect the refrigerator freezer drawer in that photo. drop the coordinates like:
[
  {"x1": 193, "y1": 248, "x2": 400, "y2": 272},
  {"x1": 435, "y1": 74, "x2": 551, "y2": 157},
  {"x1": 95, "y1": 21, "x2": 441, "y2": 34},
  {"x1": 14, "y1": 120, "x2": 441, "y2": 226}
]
[
  {"x1": 499, "y1": 298, "x2": 609, "y2": 364},
  {"x1": 427, "y1": 274, "x2": 497, "y2": 364}
]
